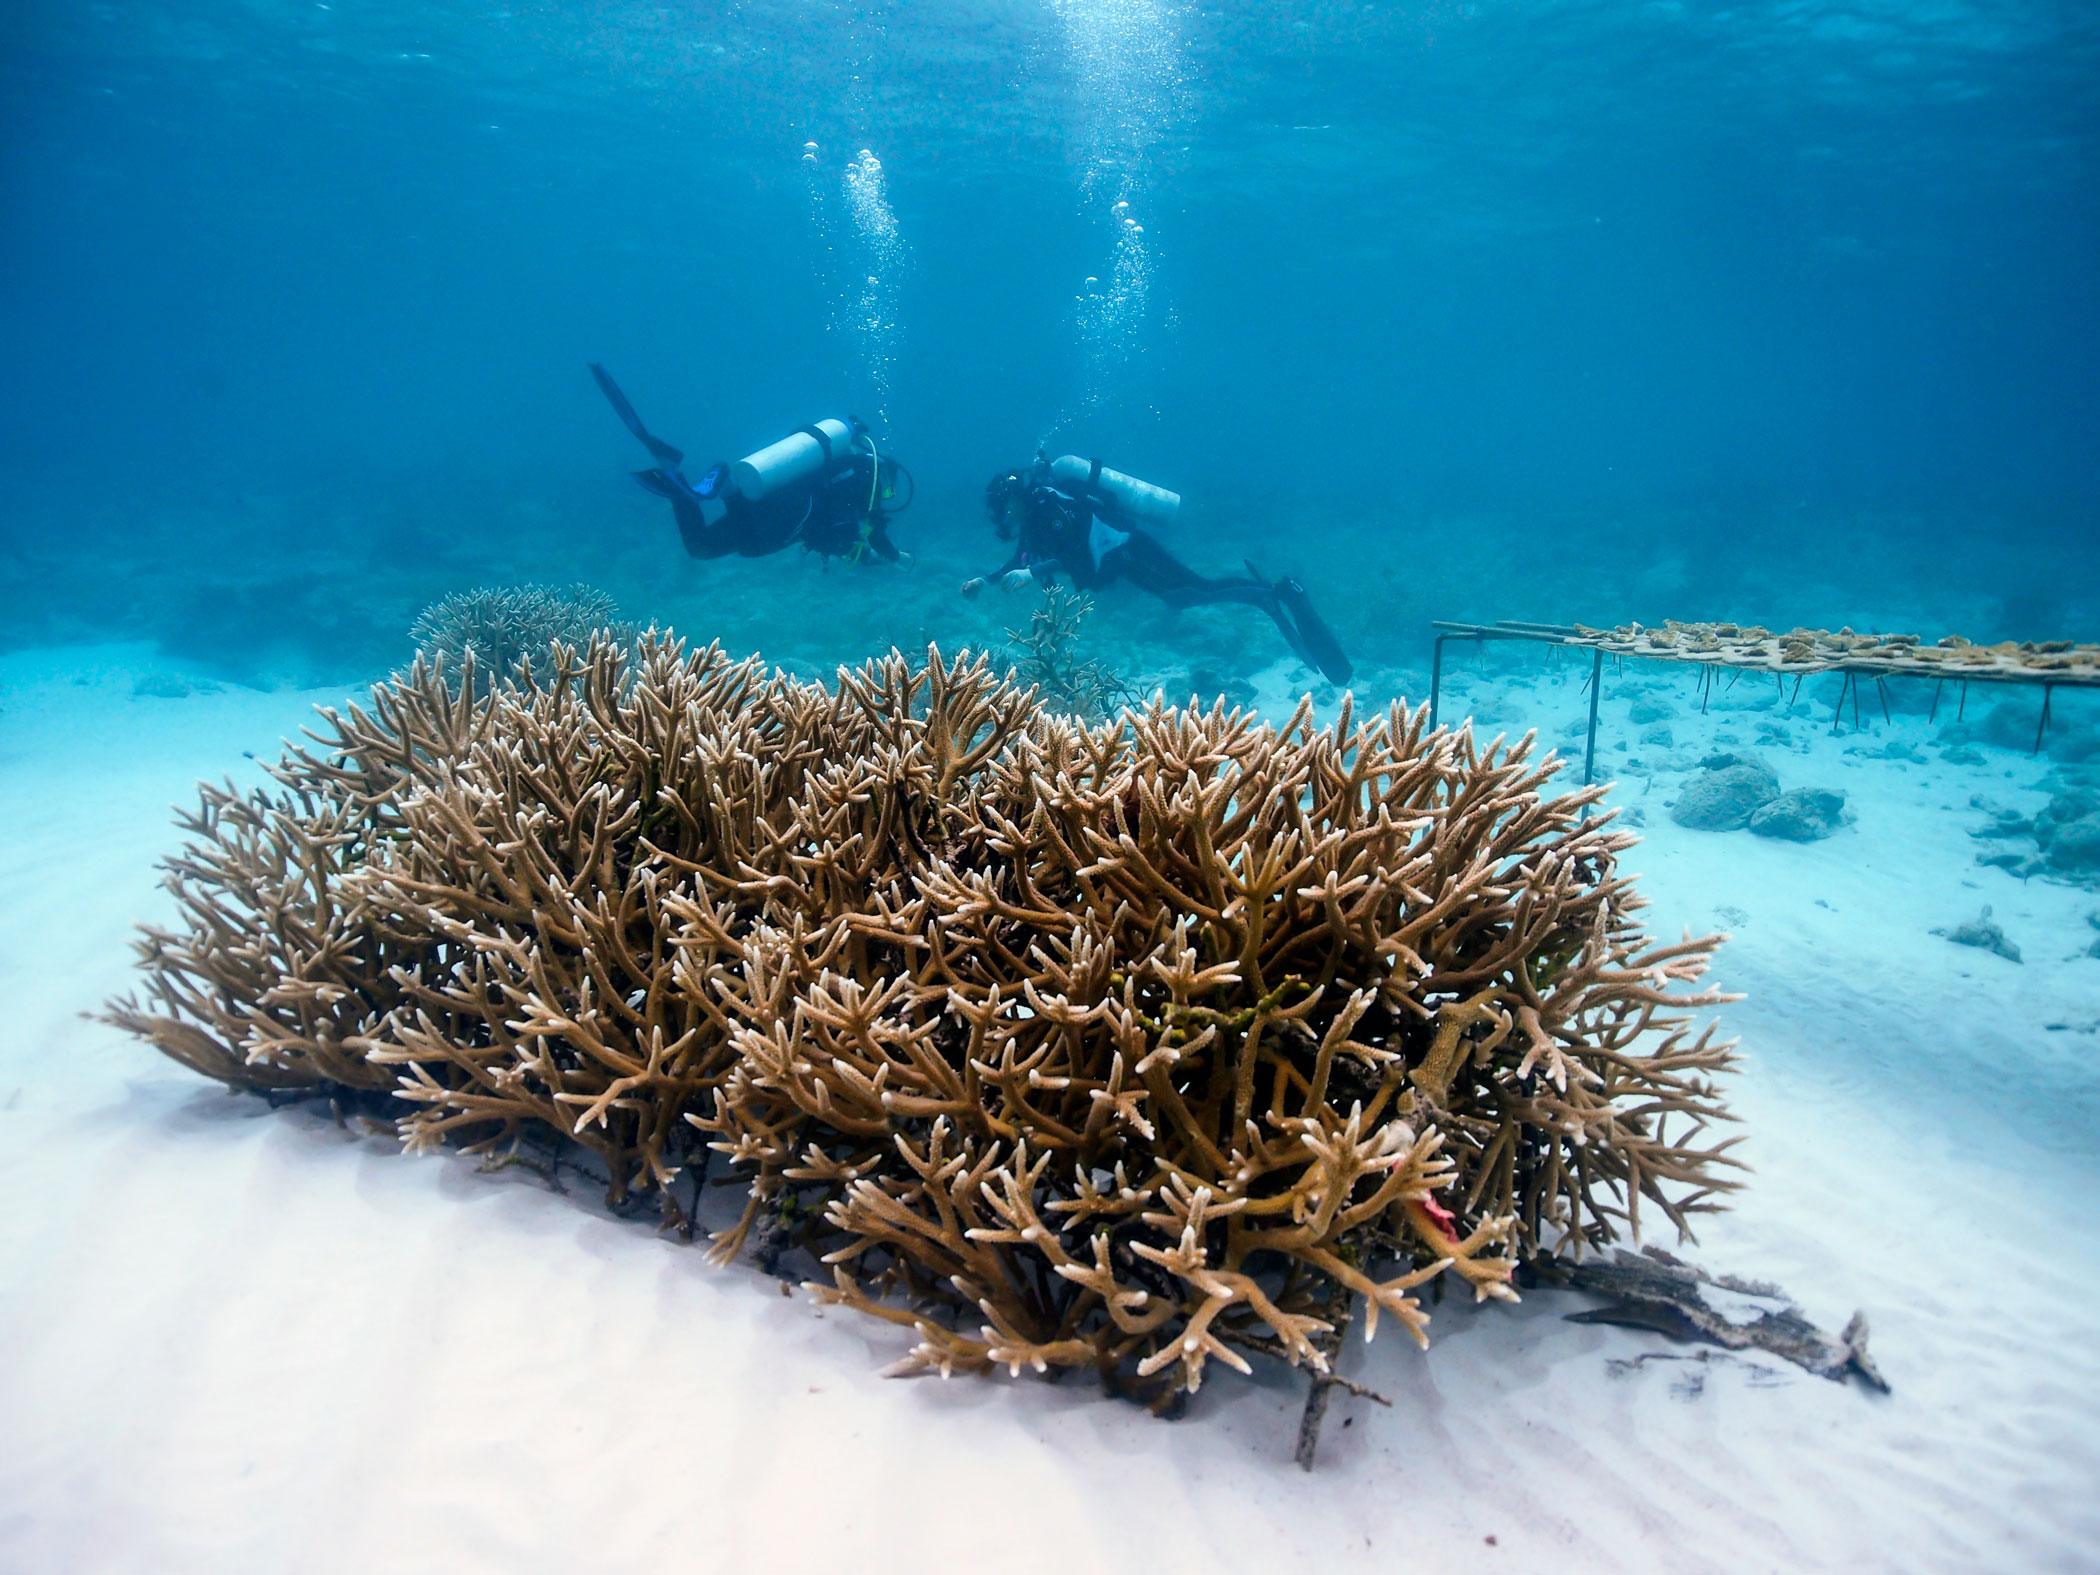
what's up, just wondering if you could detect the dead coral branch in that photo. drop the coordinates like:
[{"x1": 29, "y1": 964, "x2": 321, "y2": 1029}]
[{"x1": 109, "y1": 636, "x2": 1741, "y2": 1407}]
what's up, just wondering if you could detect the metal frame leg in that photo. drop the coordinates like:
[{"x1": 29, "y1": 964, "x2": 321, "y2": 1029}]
[
  {"x1": 1830, "y1": 670, "x2": 1854, "y2": 733},
  {"x1": 1584, "y1": 648, "x2": 1603, "y2": 786}
]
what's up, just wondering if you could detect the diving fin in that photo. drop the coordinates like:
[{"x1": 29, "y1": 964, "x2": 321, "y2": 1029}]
[
  {"x1": 1243, "y1": 559, "x2": 1312, "y2": 664},
  {"x1": 590, "y1": 363, "x2": 685, "y2": 469},
  {"x1": 1275, "y1": 576, "x2": 1353, "y2": 686}
]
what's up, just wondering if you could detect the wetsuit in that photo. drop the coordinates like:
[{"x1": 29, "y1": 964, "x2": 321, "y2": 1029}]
[
  {"x1": 650, "y1": 448, "x2": 903, "y2": 564},
  {"x1": 988, "y1": 471, "x2": 1353, "y2": 684},
  {"x1": 591, "y1": 364, "x2": 906, "y2": 566}
]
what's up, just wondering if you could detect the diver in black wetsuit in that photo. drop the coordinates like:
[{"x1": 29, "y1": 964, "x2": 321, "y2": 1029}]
[
  {"x1": 591, "y1": 364, "x2": 911, "y2": 565},
  {"x1": 965, "y1": 454, "x2": 1353, "y2": 685}
]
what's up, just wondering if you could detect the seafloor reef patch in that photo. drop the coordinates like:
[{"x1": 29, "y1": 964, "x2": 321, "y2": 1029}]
[
  {"x1": 1933, "y1": 906, "x2": 2022, "y2": 963},
  {"x1": 107, "y1": 636, "x2": 1742, "y2": 1412},
  {"x1": 1968, "y1": 778, "x2": 2100, "y2": 884},
  {"x1": 1748, "y1": 787, "x2": 1847, "y2": 842},
  {"x1": 130, "y1": 673, "x2": 220, "y2": 700},
  {"x1": 1942, "y1": 698, "x2": 2100, "y2": 765},
  {"x1": 2036, "y1": 785, "x2": 2100, "y2": 874},
  {"x1": 1670, "y1": 752, "x2": 1781, "y2": 831}
]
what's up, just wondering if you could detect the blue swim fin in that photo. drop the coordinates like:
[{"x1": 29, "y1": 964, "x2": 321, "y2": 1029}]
[{"x1": 590, "y1": 363, "x2": 684, "y2": 470}]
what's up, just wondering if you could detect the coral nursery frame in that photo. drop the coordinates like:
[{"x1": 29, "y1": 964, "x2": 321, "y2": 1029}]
[{"x1": 1428, "y1": 619, "x2": 2100, "y2": 785}]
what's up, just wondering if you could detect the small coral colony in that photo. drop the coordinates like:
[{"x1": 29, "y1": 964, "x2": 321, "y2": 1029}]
[{"x1": 110, "y1": 633, "x2": 1740, "y2": 1410}]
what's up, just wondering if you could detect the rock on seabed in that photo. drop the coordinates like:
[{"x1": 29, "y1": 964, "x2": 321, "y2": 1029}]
[{"x1": 1670, "y1": 752, "x2": 1780, "y2": 831}]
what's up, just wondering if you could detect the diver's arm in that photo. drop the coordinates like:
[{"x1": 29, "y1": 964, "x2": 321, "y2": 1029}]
[{"x1": 961, "y1": 547, "x2": 1031, "y2": 598}]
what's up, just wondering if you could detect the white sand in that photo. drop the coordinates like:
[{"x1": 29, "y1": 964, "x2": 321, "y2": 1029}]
[{"x1": 3, "y1": 643, "x2": 2097, "y2": 1573}]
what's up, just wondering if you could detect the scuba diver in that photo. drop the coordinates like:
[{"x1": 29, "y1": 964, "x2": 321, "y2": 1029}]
[
  {"x1": 966, "y1": 452, "x2": 1354, "y2": 685},
  {"x1": 590, "y1": 364, "x2": 912, "y2": 565}
]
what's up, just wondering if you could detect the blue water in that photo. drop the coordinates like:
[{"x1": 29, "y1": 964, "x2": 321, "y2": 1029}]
[{"x1": 3, "y1": 0, "x2": 2098, "y2": 687}]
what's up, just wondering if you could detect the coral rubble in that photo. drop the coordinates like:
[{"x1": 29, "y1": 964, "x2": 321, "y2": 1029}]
[
  {"x1": 1559, "y1": 1246, "x2": 1886, "y2": 1391},
  {"x1": 109, "y1": 637, "x2": 1741, "y2": 1405}
]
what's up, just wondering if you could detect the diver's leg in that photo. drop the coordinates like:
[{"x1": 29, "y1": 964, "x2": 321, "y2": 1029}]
[
  {"x1": 1112, "y1": 532, "x2": 1277, "y2": 611},
  {"x1": 669, "y1": 495, "x2": 735, "y2": 559},
  {"x1": 1116, "y1": 535, "x2": 1353, "y2": 685},
  {"x1": 634, "y1": 469, "x2": 731, "y2": 558}
]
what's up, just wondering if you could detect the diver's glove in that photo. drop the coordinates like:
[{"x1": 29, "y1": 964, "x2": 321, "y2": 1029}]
[
  {"x1": 960, "y1": 577, "x2": 987, "y2": 599},
  {"x1": 1002, "y1": 568, "x2": 1038, "y2": 592}
]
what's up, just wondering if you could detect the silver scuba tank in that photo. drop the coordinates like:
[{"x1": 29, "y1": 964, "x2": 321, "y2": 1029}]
[
  {"x1": 1048, "y1": 454, "x2": 1180, "y2": 527},
  {"x1": 731, "y1": 417, "x2": 858, "y2": 501}
]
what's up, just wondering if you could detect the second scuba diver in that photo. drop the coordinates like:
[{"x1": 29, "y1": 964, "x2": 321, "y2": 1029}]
[
  {"x1": 967, "y1": 452, "x2": 1354, "y2": 685},
  {"x1": 591, "y1": 364, "x2": 912, "y2": 565}
]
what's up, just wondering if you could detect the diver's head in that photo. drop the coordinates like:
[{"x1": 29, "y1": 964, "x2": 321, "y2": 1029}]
[{"x1": 984, "y1": 469, "x2": 1028, "y2": 539}]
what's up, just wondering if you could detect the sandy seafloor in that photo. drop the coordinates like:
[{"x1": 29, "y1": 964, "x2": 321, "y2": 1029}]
[{"x1": 2, "y1": 636, "x2": 2097, "y2": 1575}]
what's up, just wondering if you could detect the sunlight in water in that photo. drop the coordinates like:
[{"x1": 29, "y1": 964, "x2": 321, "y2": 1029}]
[
  {"x1": 802, "y1": 142, "x2": 906, "y2": 434},
  {"x1": 1053, "y1": 0, "x2": 1182, "y2": 423}
]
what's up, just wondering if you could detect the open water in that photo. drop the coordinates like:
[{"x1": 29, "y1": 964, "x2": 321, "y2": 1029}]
[{"x1": 4, "y1": 0, "x2": 2097, "y2": 699}]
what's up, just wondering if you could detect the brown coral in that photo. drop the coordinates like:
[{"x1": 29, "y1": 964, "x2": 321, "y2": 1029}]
[{"x1": 109, "y1": 636, "x2": 1742, "y2": 1404}]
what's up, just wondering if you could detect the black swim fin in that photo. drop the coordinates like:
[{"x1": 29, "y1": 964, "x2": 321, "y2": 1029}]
[
  {"x1": 1241, "y1": 559, "x2": 1311, "y2": 664},
  {"x1": 1275, "y1": 576, "x2": 1353, "y2": 686},
  {"x1": 590, "y1": 363, "x2": 684, "y2": 469}
]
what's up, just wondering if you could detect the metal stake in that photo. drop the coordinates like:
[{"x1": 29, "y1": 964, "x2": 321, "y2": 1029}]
[
  {"x1": 1584, "y1": 648, "x2": 1603, "y2": 786},
  {"x1": 1429, "y1": 634, "x2": 1449, "y2": 730}
]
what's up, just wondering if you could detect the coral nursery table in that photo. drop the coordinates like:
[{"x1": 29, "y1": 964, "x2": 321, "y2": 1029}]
[{"x1": 1428, "y1": 619, "x2": 2100, "y2": 785}]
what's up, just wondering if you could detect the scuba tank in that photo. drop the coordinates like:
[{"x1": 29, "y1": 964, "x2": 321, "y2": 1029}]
[
  {"x1": 1048, "y1": 454, "x2": 1180, "y2": 527},
  {"x1": 731, "y1": 417, "x2": 860, "y2": 501}
]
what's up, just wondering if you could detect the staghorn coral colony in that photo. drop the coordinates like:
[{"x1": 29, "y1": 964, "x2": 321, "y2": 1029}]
[
  {"x1": 109, "y1": 637, "x2": 1741, "y2": 1405},
  {"x1": 407, "y1": 582, "x2": 630, "y2": 692}
]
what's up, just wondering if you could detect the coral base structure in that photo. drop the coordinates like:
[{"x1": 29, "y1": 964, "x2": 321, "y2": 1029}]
[
  {"x1": 110, "y1": 637, "x2": 1742, "y2": 1406},
  {"x1": 1571, "y1": 619, "x2": 2100, "y2": 679}
]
